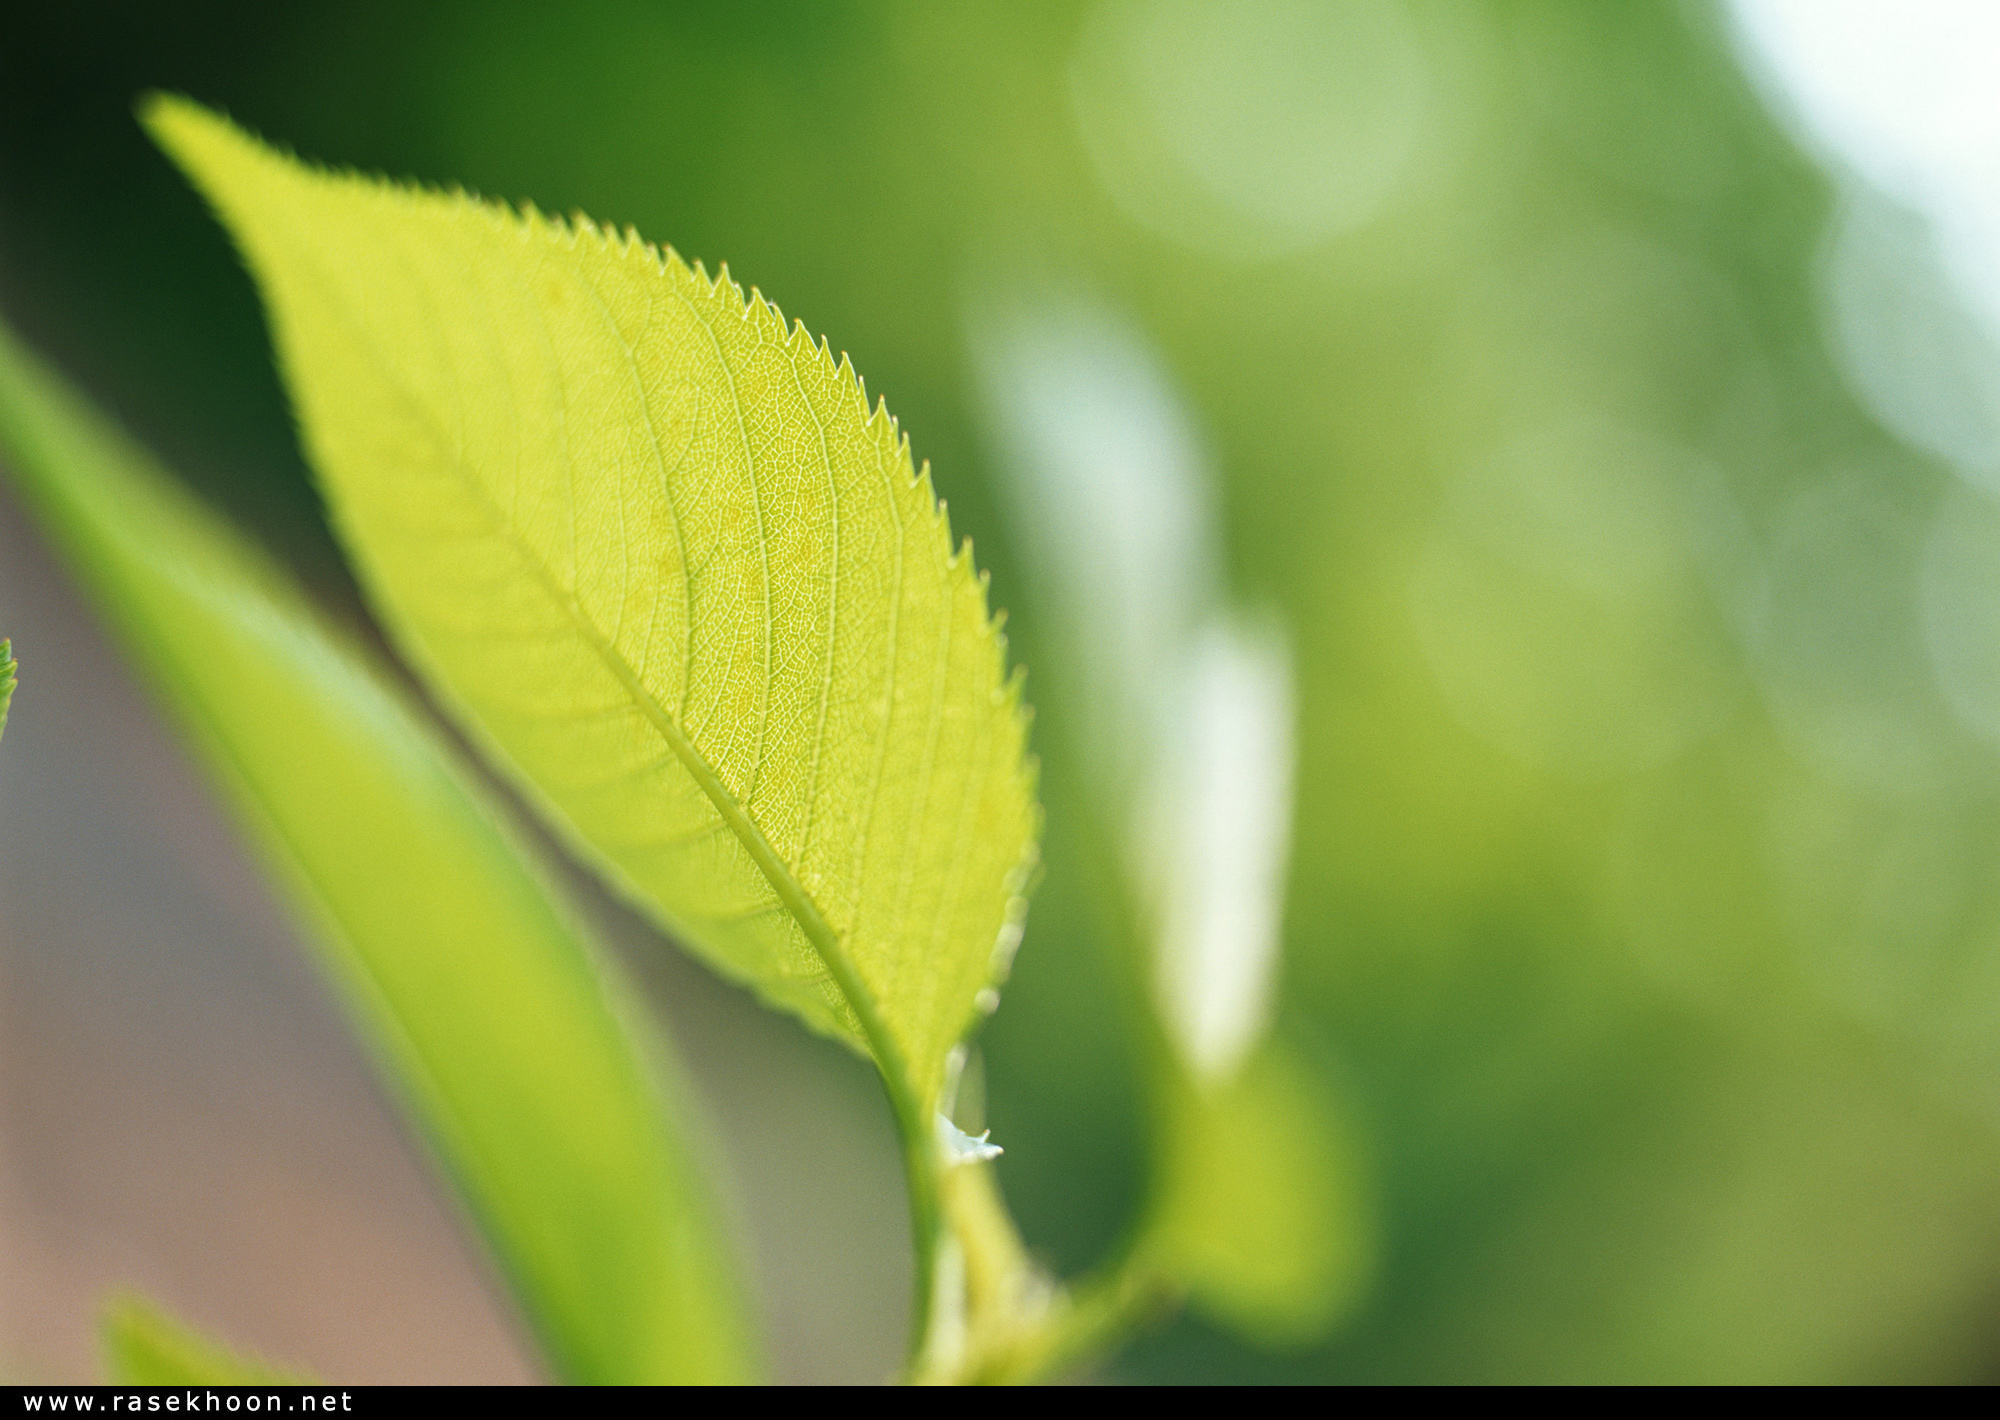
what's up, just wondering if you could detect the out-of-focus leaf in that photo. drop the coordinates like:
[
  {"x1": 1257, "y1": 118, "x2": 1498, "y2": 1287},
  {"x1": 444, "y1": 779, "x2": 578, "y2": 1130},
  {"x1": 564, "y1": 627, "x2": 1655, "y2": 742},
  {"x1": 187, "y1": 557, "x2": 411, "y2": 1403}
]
[
  {"x1": 101, "y1": 1295, "x2": 304, "y2": 1386},
  {"x1": 0, "y1": 318, "x2": 758, "y2": 1384},
  {"x1": 147, "y1": 96, "x2": 1040, "y2": 1123},
  {"x1": 971, "y1": 287, "x2": 1361, "y2": 1344},
  {"x1": 1149, "y1": 1040, "x2": 1373, "y2": 1347},
  {"x1": 0, "y1": 638, "x2": 14, "y2": 743}
]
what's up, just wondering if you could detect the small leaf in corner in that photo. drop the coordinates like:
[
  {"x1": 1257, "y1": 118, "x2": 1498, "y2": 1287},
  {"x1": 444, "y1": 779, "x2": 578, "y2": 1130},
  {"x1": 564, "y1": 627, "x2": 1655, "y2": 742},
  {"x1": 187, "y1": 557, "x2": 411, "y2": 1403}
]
[{"x1": 101, "y1": 1293, "x2": 307, "y2": 1386}]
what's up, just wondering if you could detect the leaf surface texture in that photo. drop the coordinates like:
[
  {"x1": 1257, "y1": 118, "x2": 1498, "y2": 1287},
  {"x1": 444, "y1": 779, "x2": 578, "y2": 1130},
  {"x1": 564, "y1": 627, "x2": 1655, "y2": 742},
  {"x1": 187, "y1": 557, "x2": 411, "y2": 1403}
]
[{"x1": 149, "y1": 98, "x2": 1038, "y2": 1113}]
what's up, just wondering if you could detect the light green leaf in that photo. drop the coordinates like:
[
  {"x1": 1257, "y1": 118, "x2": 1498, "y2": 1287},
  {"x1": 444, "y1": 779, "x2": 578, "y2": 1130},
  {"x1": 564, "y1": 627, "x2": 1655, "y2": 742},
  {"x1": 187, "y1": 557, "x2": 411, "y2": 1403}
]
[
  {"x1": 0, "y1": 638, "x2": 14, "y2": 743},
  {"x1": 0, "y1": 318, "x2": 757, "y2": 1384},
  {"x1": 147, "y1": 97, "x2": 1040, "y2": 1122},
  {"x1": 1149, "y1": 1040, "x2": 1373, "y2": 1347},
  {"x1": 101, "y1": 1295, "x2": 305, "y2": 1386}
]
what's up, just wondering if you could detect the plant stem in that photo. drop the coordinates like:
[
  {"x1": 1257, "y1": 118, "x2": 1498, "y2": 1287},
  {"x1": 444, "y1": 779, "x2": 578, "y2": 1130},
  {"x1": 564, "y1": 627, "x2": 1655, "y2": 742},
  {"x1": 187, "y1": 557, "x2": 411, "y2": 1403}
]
[{"x1": 886, "y1": 1078, "x2": 943, "y2": 1374}]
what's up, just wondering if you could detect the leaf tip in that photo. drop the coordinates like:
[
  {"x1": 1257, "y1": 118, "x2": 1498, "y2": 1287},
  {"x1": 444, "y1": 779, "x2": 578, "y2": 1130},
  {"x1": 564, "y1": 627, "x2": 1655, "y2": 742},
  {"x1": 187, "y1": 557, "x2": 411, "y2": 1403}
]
[
  {"x1": 137, "y1": 91, "x2": 238, "y2": 183},
  {"x1": 133, "y1": 88, "x2": 207, "y2": 145},
  {"x1": 101, "y1": 1292, "x2": 307, "y2": 1386},
  {"x1": 137, "y1": 92, "x2": 298, "y2": 195}
]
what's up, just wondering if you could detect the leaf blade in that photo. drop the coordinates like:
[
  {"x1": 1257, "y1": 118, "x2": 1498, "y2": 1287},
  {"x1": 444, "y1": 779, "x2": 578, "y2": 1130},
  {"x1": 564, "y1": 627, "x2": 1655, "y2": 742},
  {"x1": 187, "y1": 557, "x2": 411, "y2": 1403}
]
[
  {"x1": 1150, "y1": 1040, "x2": 1374, "y2": 1347},
  {"x1": 146, "y1": 96, "x2": 1039, "y2": 1115},
  {"x1": 0, "y1": 318, "x2": 758, "y2": 1384}
]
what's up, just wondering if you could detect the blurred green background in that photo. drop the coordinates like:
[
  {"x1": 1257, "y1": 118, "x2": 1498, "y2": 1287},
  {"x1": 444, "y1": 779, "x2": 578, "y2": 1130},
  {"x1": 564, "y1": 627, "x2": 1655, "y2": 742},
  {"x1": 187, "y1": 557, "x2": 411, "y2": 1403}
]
[{"x1": 7, "y1": 0, "x2": 2000, "y2": 1383}]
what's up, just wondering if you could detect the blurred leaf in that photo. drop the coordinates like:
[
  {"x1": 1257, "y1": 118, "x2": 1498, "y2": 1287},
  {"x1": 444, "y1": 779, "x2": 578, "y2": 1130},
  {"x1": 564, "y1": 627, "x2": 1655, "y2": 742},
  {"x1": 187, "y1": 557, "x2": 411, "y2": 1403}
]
[
  {"x1": 0, "y1": 637, "x2": 13, "y2": 743},
  {"x1": 146, "y1": 96, "x2": 1040, "y2": 1123},
  {"x1": 101, "y1": 1295, "x2": 304, "y2": 1386},
  {"x1": 0, "y1": 318, "x2": 758, "y2": 1384},
  {"x1": 969, "y1": 284, "x2": 1360, "y2": 1346},
  {"x1": 1149, "y1": 1040, "x2": 1373, "y2": 1347}
]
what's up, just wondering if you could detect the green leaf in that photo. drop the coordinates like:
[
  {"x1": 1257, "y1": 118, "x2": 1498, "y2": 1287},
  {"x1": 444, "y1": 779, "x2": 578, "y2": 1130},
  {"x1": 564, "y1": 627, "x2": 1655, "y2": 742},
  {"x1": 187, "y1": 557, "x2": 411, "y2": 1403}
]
[
  {"x1": 0, "y1": 638, "x2": 14, "y2": 744},
  {"x1": 0, "y1": 318, "x2": 758, "y2": 1384},
  {"x1": 973, "y1": 287, "x2": 1368, "y2": 1350},
  {"x1": 146, "y1": 97, "x2": 1040, "y2": 1122},
  {"x1": 101, "y1": 1295, "x2": 305, "y2": 1386},
  {"x1": 1148, "y1": 1040, "x2": 1374, "y2": 1347}
]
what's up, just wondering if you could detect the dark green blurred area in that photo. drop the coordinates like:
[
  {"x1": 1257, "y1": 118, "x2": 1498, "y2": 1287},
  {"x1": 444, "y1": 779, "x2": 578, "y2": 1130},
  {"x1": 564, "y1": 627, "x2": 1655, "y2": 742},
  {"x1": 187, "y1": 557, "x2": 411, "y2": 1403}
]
[{"x1": 7, "y1": 0, "x2": 2000, "y2": 1383}]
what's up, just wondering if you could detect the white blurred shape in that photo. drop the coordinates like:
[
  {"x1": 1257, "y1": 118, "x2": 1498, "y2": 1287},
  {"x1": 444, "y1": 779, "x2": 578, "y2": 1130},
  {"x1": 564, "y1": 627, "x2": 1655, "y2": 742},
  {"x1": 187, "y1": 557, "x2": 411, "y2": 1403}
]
[
  {"x1": 1148, "y1": 620, "x2": 1295, "y2": 1082},
  {"x1": 1730, "y1": 3, "x2": 2000, "y2": 770},
  {"x1": 936, "y1": 1115, "x2": 1005, "y2": 1166},
  {"x1": 968, "y1": 289, "x2": 1293, "y2": 1082},
  {"x1": 1822, "y1": 191, "x2": 2000, "y2": 485},
  {"x1": 1731, "y1": 1, "x2": 2000, "y2": 333},
  {"x1": 969, "y1": 294, "x2": 1215, "y2": 804},
  {"x1": 1071, "y1": 0, "x2": 1428, "y2": 260}
]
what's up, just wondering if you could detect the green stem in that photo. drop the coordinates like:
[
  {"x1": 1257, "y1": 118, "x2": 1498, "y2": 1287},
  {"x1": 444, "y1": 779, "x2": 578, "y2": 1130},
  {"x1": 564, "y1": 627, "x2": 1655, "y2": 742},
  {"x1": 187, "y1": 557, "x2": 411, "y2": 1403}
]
[{"x1": 887, "y1": 1075, "x2": 943, "y2": 1374}]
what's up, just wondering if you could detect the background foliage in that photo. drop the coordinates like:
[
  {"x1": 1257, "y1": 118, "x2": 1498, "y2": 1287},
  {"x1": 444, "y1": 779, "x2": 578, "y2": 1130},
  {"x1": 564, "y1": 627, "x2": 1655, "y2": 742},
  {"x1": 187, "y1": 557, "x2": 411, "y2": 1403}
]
[{"x1": 6, "y1": 0, "x2": 2000, "y2": 1383}]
